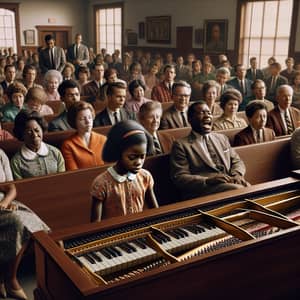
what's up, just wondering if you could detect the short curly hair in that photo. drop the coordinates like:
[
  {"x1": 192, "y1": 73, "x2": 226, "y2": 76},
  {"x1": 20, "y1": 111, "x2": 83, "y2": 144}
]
[
  {"x1": 67, "y1": 101, "x2": 95, "y2": 129},
  {"x1": 6, "y1": 82, "x2": 27, "y2": 103},
  {"x1": 219, "y1": 88, "x2": 242, "y2": 110},
  {"x1": 13, "y1": 110, "x2": 48, "y2": 141}
]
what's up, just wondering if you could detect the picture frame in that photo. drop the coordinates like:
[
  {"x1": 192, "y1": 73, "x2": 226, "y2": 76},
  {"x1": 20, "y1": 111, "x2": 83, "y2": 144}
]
[
  {"x1": 24, "y1": 30, "x2": 35, "y2": 45},
  {"x1": 203, "y1": 19, "x2": 228, "y2": 53},
  {"x1": 146, "y1": 16, "x2": 171, "y2": 44}
]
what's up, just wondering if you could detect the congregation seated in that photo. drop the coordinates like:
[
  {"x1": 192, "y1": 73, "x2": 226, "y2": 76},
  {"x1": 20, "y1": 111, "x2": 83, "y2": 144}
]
[
  {"x1": 151, "y1": 64, "x2": 175, "y2": 102},
  {"x1": 48, "y1": 80, "x2": 80, "y2": 132},
  {"x1": 144, "y1": 63, "x2": 159, "y2": 96},
  {"x1": 10, "y1": 110, "x2": 65, "y2": 179},
  {"x1": 138, "y1": 101, "x2": 163, "y2": 155},
  {"x1": 1, "y1": 82, "x2": 27, "y2": 122},
  {"x1": 190, "y1": 60, "x2": 203, "y2": 101},
  {"x1": 62, "y1": 62, "x2": 75, "y2": 81},
  {"x1": 202, "y1": 80, "x2": 223, "y2": 117},
  {"x1": 170, "y1": 101, "x2": 249, "y2": 200},
  {"x1": 175, "y1": 56, "x2": 192, "y2": 82},
  {"x1": 22, "y1": 64, "x2": 43, "y2": 90},
  {"x1": 247, "y1": 79, "x2": 274, "y2": 112},
  {"x1": 0, "y1": 64, "x2": 16, "y2": 97},
  {"x1": 94, "y1": 82, "x2": 135, "y2": 127},
  {"x1": 280, "y1": 57, "x2": 296, "y2": 85},
  {"x1": 24, "y1": 87, "x2": 54, "y2": 117},
  {"x1": 61, "y1": 101, "x2": 106, "y2": 170},
  {"x1": 245, "y1": 57, "x2": 264, "y2": 82},
  {"x1": 291, "y1": 71, "x2": 300, "y2": 109},
  {"x1": 213, "y1": 89, "x2": 248, "y2": 130},
  {"x1": 77, "y1": 66, "x2": 90, "y2": 94},
  {"x1": 267, "y1": 85, "x2": 300, "y2": 136},
  {"x1": 215, "y1": 67, "x2": 232, "y2": 96},
  {"x1": 124, "y1": 79, "x2": 152, "y2": 113},
  {"x1": 43, "y1": 70, "x2": 62, "y2": 101},
  {"x1": 160, "y1": 81, "x2": 191, "y2": 129},
  {"x1": 233, "y1": 101, "x2": 275, "y2": 146}
]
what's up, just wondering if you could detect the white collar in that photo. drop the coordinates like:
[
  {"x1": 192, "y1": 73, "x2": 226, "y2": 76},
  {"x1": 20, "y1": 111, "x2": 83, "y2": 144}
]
[
  {"x1": 108, "y1": 166, "x2": 136, "y2": 183},
  {"x1": 21, "y1": 141, "x2": 49, "y2": 160}
]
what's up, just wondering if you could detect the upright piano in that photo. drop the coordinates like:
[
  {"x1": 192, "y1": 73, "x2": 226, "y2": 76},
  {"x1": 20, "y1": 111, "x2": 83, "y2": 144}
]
[{"x1": 33, "y1": 176, "x2": 300, "y2": 300}]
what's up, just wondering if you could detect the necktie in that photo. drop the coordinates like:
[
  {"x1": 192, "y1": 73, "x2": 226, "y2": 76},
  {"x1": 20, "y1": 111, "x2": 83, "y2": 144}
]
[
  {"x1": 113, "y1": 111, "x2": 119, "y2": 124},
  {"x1": 75, "y1": 45, "x2": 78, "y2": 58},
  {"x1": 240, "y1": 80, "x2": 245, "y2": 95},
  {"x1": 284, "y1": 111, "x2": 294, "y2": 134},
  {"x1": 271, "y1": 76, "x2": 276, "y2": 91},
  {"x1": 256, "y1": 130, "x2": 262, "y2": 143},
  {"x1": 153, "y1": 136, "x2": 162, "y2": 155},
  {"x1": 205, "y1": 135, "x2": 225, "y2": 172},
  {"x1": 180, "y1": 111, "x2": 188, "y2": 127},
  {"x1": 50, "y1": 49, "x2": 55, "y2": 69},
  {"x1": 168, "y1": 83, "x2": 172, "y2": 93},
  {"x1": 252, "y1": 69, "x2": 256, "y2": 81}
]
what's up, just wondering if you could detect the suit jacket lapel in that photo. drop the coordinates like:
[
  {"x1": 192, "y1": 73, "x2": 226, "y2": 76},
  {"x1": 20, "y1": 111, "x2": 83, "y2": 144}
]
[
  {"x1": 210, "y1": 134, "x2": 230, "y2": 172},
  {"x1": 274, "y1": 107, "x2": 285, "y2": 133},
  {"x1": 289, "y1": 108, "x2": 298, "y2": 129},
  {"x1": 171, "y1": 106, "x2": 183, "y2": 127}
]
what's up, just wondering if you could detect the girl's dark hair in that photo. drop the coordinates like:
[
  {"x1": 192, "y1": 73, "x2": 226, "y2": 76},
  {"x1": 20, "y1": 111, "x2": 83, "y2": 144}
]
[
  {"x1": 67, "y1": 101, "x2": 95, "y2": 129},
  {"x1": 128, "y1": 79, "x2": 146, "y2": 97},
  {"x1": 219, "y1": 88, "x2": 242, "y2": 110},
  {"x1": 13, "y1": 110, "x2": 48, "y2": 141},
  {"x1": 102, "y1": 120, "x2": 153, "y2": 162}
]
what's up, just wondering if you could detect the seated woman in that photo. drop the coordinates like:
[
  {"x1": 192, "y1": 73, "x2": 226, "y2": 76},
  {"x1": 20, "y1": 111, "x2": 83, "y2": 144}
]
[
  {"x1": 77, "y1": 66, "x2": 90, "y2": 94},
  {"x1": 144, "y1": 63, "x2": 159, "y2": 98},
  {"x1": 1, "y1": 82, "x2": 27, "y2": 122},
  {"x1": 90, "y1": 120, "x2": 158, "y2": 221},
  {"x1": 202, "y1": 80, "x2": 223, "y2": 117},
  {"x1": 233, "y1": 101, "x2": 275, "y2": 146},
  {"x1": 138, "y1": 101, "x2": 163, "y2": 155},
  {"x1": 213, "y1": 89, "x2": 248, "y2": 130},
  {"x1": 61, "y1": 101, "x2": 106, "y2": 171},
  {"x1": 24, "y1": 87, "x2": 54, "y2": 116},
  {"x1": 62, "y1": 62, "x2": 75, "y2": 81},
  {"x1": 0, "y1": 147, "x2": 48, "y2": 300},
  {"x1": 10, "y1": 110, "x2": 65, "y2": 179},
  {"x1": 43, "y1": 70, "x2": 63, "y2": 101},
  {"x1": 124, "y1": 79, "x2": 152, "y2": 113}
]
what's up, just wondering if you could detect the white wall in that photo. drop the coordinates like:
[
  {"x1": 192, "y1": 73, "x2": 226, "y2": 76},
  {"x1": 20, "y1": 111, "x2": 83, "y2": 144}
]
[
  {"x1": 3, "y1": 0, "x2": 87, "y2": 47},
  {"x1": 87, "y1": 0, "x2": 238, "y2": 50}
]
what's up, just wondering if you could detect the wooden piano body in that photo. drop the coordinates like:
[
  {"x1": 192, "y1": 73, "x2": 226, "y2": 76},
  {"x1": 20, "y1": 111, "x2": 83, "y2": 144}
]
[{"x1": 33, "y1": 177, "x2": 300, "y2": 300}]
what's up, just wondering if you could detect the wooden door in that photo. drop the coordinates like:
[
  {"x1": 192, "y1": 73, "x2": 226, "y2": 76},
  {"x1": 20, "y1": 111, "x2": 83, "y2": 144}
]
[{"x1": 176, "y1": 27, "x2": 193, "y2": 57}]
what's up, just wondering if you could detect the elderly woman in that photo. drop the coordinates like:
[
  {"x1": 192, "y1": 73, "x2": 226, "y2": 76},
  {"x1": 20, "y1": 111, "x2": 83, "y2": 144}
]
[
  {"x1": 1, "y1": 82, "x2": 27, "y2": 122},
  {"x1": 202, "y1": 80, "x2": 223, "y2": 117},
  {"x1": 0, "y1": 148, "x2": 49, "y2": 300},
  {"x1": 125, "y1": 80, "x2": 152, "y2": 113},
  {"x1": 24, "y1": 87, "x2": 54, "y2": 116},
  {"x1": 61, "y1": 101, "x2": 106, "y2": 170},
  {"x1": 43, "y1": 69, "x2": 63, "y2": 101},
  {"x1": 22, "y1": 64, "x2": 43, "y2": 90},
  {"x1": 10, "y1": 110, "x2": 65, "y2": 179},
  {"x1": 213, "y1": 89, "x2": 248, "y2": 130},
  {"x1": 138, "y1": 101, "x2": 163, "y2": 155}
]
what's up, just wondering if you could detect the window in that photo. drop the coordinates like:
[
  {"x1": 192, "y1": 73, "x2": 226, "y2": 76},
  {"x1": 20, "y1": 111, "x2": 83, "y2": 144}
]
[
  {"x1": 95, "y1": 5, "x2": 122, "y2": 55},
  {"x1": 239, "y1": 0, "x2": 293, "y2": 68}
]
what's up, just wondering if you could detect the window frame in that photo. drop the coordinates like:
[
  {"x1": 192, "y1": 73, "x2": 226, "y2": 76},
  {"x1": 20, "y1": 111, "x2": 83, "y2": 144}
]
[
  {"x1": 0, "y1": 3, "x2": 20, "y2": 55},
  {"x1": 93, "y1": 2, "x2": 124, "y2": 55},
  {"x1": 235, "y1": 0, "x2": 299, "y2": 65}
]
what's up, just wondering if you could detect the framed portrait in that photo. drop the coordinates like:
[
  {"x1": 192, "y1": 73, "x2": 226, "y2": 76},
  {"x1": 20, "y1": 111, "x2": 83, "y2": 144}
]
[
  {"x1": 24, "y1": 30, "x2": 35, "y2": 45},
  {"x1": 203, "y1": 19, "x2": 228, "y2": 53},
  {"x1": 146, "y1": 16, "x2": 171, "y2": 44}
]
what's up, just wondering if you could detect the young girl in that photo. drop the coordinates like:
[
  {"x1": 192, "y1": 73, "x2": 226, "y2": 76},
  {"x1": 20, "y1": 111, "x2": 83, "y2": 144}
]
[{"x1": 90, "y1": 120, "x2": 158, "y2": 221}]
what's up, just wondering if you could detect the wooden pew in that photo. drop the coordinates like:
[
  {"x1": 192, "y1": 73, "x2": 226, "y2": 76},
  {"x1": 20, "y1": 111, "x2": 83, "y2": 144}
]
[{"x1": 2, "y1": 137, "x2": 291, "y2": 231}]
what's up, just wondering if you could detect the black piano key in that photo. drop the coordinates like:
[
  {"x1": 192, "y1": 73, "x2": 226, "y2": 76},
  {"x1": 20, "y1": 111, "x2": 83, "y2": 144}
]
[
  {"x1": 90, "y1": 252, "x2": 102, "y2": 262},
  {"x1": 174, "y1": 228, "x2": 188, "y2": 238},
  {"x1": 83, "y1": 253, "x2": 96, "y2": 264},
  {"x1": 124, "y1": 242, "x2": 137, "y2": 252},
  {"x1": 109, "y1": 246, "x2": 122, "y2": 256},
  {"x1": 167, "y1": 230, "x2": 181, "y2": 239},
  {"x1": 119, "y1": 243, "x2": 134, "y2": 253},
  {"x1": 105, "y1": 247, "x2": 118, "y2": 257},
  {"x1": 100, "y1": 248, "x2": 113, "y2": 259},
  {"x1": 132, "y1": 239, "x2": 147, "y2": 249}
]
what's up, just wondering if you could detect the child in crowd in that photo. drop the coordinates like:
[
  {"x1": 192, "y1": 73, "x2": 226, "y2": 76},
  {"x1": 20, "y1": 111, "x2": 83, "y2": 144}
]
[{"x1": 90, "y1": 120, "x2": 158, "y2": 221}]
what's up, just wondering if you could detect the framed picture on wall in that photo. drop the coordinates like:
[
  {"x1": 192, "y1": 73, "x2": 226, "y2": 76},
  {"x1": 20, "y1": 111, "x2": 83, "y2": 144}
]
[
  {"x1": 146, "y1": 16, "x2": 171, "y2": 43},
  {"x1": 24, "y1": 30, "x2": 35, "y2": 45},
  {"x1": 203, "y1": 19, "x2": 228, "y2": 53}
]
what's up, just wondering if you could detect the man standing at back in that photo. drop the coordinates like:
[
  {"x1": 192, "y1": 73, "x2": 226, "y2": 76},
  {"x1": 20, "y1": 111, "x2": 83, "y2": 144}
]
[
  {"x1": 39, "y1": 34, "x2": 66, "y2": 74},
  {"x1": 66, "y1": 33, "x2": 89, "y2": 72},
  {"x1": 170, "y1": 101, "x2": 249, "y2": 200}
]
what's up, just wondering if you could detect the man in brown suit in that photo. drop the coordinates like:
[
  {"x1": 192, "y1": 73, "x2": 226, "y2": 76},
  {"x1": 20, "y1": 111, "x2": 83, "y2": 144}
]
[
  {"x1": 234, "y1": 101, "x2": 275, "y2": 146},
  {"x1": 160, "y1": 81, "x2": 191, "y2": 129},
  {"x1": 170, "y1": 101, "x2": 249, "y2": 200},
  {"x1": 267, "y1": 85, "x2": 300, "y2": 136}
]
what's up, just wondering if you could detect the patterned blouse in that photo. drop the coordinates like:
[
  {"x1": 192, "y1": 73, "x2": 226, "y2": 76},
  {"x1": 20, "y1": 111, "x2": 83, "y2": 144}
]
[
  {"x1": 213, "y1": 114, "x2": 248, "y2": 131},
  {"x1": 90, "y1": 167, "x2": 154, "y2": 219}
]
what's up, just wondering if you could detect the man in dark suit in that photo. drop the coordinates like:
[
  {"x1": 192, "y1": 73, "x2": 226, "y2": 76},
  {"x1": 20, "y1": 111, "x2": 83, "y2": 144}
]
[
  {"x1": 160, "y1": 81, "x2": 191, "y2": 129},
  {"x1": 48, "y1": 80, "x2": 80, "y2": 131},
  {"x1": 39, "y1": 34, "x2": 66, "y2": 74},
  {"x1": 66, "y1": 33, "x2": 89, "y2": 72},
  {"x1": 246, "y1": 57, "x2": 264, "y2": 81},
  {"x1": 265, "y1": 62, "x2": 288, "y2": 103},
  {"x1": 94, "y1": 82, "x2": 134, "y2": 127},
  {"x1": 267, "y1": 85, "x2": 300, "y2": 136},
  {"x1": 0, "y1": 64, "x2": 16, "y2": 95},
  {"x1": 234, "y1": 101, "x2": 275, "y2": 146},
  {"x1": 170, "y1": 101, "x2": 249, "y2": 200},
  {"x1": 227, "y1": 64, "x2": 253, "y2": 111}
]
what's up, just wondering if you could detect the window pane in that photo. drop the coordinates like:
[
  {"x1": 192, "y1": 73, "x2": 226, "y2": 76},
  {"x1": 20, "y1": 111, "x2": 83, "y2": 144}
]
[
  {"x1": 249, "y1": 38, "x2": 261, "y2": 55},
  {"x1": 114, "y1": 8, "x2": 121, "y2": 25},
  {"x1": 250, "y1": 2, "x2": 264, "y2": 37},
  {"x1": 275, "y1": 38, "x2": 289, "y2": 55},
  {"x1": 99, "y1": 26, "x2": 106, "y2": 43},
  {"x1": 262, "y1": 2, "x2": 278, "y2": 37},
  {"x1": 277, "y1": 1, "x2": 293, "y2": 36},
  {"x1": 107, "y1": 25, "x2": 114, "y2": 43},
  {"x1": 99, "y1": 10, "x2": 106, "y2": 25},
  {"x1": 106, "y1": 9, "x2": 114, "y2": 25},
  {"x1": 261, "y1": 39, "x2": 275, "y2": 55}
]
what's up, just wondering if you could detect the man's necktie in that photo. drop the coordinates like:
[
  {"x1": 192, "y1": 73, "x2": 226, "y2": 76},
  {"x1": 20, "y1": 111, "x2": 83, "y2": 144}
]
[
  {"x1": 256, "y1": 130, "x2": 262, "y2": 143},
  {"x1": 75, "y1": 46, "x2": 78, "y2": 59},
  {"x1": 153, "y1": 136, "x2": 162, "y2": 155},
  {"x1": 168, "y1": 83, "x2": 172, "y2": 93},
  {"x1": 50, "y1": 49, "x2": 55, "y2": 69},
  {"x1": 271, "y1": 76, "x2": 276, "y2": 91},
  {"x1": 240, "y1": 80, "x2": 245, "y2": 95},
  {"x1": 113, "y1": 111, "x2": 119, "y2": 125},
  {"x1": 205, "y1": 135, "x2": 225, "y2": 172},
  {"x1": 252, "y1": 69, "x2": 256, "y2": 81},
  {"x1": 180, "y1": 111, "x2": 188, "y2": 127},
  {"x1": 284, "y1": 111, "x2": 294, "y2": 135}
]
